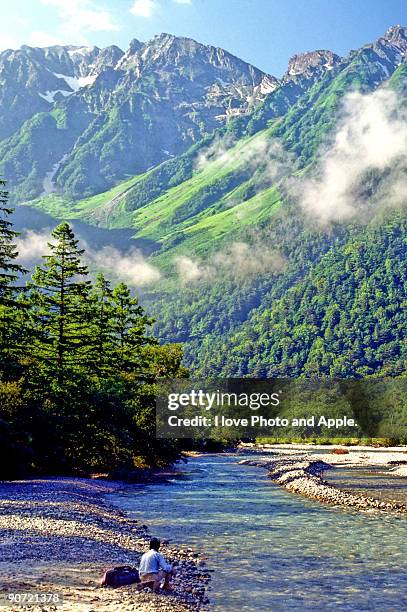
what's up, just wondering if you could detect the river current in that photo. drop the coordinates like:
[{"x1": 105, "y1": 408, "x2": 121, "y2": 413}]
[{"x1": 111, "y1": 455, "x2": 407, "y2": 611}]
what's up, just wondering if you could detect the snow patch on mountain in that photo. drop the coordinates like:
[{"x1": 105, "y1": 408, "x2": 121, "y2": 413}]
[
  {"x1": 53, "y1": 73, "x2": 97, "y2": 92},
  {"x1": 39, "y1": 90, "x2": 72, "y2": 103}
]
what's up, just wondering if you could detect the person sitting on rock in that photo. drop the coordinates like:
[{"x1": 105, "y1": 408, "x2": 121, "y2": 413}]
[{"x1": 137, "y1": 537, "x2": 176, "y2": 593}]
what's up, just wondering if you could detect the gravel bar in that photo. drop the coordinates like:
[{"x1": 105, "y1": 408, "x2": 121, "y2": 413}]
[
  {"x1": 0, "y1": 478, "x2": 210, "y2": 611},
  {"x1": 240, "y1": 456, "x2": 407, "y2": 514}
]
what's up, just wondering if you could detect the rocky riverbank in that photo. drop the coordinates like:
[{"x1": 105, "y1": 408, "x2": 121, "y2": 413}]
[
  {"x1": 239, "y1": 449, "x2": 407, "y2": 514},
  {"x1": 0, "y1": 478, "x2": 210, "y2": 611}
]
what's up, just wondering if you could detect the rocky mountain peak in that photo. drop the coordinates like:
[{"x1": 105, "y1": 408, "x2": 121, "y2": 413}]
[
  {"x1": 382, "y1": 25, "x2": 407, "y2": 48},
  {"x1": 127, "y1": 38, "x2": 144, "y2": 54},
  {"x1": 283, "y1": 50, "x2": 341, "y2": 82},
  {"x1": 90, "y1": 45, "x2": 124, "y2": 75},
  {"x1": 130, "y1": 33, "x2": 212, "y2": 69},
  {"x1": 149, "y1": 32, "x2": 200, "y2": 50},
  {"x1": 152, "y1": 32, "x2": 177, "y2": 43},
  {"x1": 367, "y1": 24, "x2": 407, "y2": 69},
  {"x1": 117, "y1": 32, "x2": 278, "y2": 100},
  {"x1": 115, "y1": 38, "x2": 143, "y2": 70}
]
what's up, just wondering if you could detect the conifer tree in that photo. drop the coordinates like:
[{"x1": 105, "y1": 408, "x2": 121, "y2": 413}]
[
  {"x1": 88, "y1": 273, "x2": 115, "y2": 375},
  {"x1": 0, "y1": 182, "x2": 25, "y2": 303},
  {"x1": 110, "y1": 282, "x2": 156, "y2": 374},
  {"x1": 0, "y1": 181, "x2": 27, "y2": 370},
  {"x1": 29, "y1": 223, "x2": 91, "y2": 386}
]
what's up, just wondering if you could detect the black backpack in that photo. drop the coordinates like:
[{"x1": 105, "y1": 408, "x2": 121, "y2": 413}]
[{"x1": 101, "y1": 565, "x2": 140, "y2": 588}]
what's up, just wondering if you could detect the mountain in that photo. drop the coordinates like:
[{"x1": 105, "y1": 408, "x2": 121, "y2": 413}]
[
  {"x1": 0, "y1": 44, "x2": 123, "y2": 140},
  {"x1": 3, "y1": 26, "x2": 407, "y2": 378},
  {"x1": 0, "y1": 34, "x2": 282, "y2": 203},
  {"x1": 28, "y1": 27, "x2": 407, "y2": 243}
]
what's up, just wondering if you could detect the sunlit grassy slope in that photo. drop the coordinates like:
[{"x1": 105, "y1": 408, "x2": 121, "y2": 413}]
[
  {"x1": 24, "y1": 127, "x2": 284, "y2": 264},
  {"x1": 24, "y1": 172, "x2": 145, "y2": 224}
]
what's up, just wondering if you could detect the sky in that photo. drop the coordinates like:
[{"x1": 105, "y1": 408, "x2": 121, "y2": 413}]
[{"x1": 0, "y1": 0, "x2": 406, "y2": 77}]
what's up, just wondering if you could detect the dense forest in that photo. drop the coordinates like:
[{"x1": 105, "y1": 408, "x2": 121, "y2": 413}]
[
  {"x1": 0, "y1": 181, "x2": 186, "y2": 479},
  {"x1": 147, "y1": 205, "x2": 406, "y2": 379}
]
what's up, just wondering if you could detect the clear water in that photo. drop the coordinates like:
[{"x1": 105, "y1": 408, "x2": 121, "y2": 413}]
[
  {"x1": 111, "y1": 455, "x2": 407, "y2": 611},
  {"x1": 328, "y1": 465, "x2": 407, "y2": 504}
]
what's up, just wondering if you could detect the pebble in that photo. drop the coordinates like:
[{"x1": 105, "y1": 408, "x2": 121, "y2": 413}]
[{"x1": 0, "y1": 477, "x2": 210, "y2": 611}]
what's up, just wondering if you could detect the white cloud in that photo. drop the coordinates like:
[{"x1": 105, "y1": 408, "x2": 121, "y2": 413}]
[
  {"x1": 298, "y1": 87, "x2": 407, "y2": 223},
  {"x1": 130, "y1": 0, "x2": 158, "y2": 18},
  {"x1": 29, "y1": 30, "x2": 63, "y2": 47},
  {"x1": 15, "y1": 230, "x2": 160, "y2": 286},
  {"x1": 175, "y1": 255, "x2": 202, "y2": 282},
  {"x1": 0, "y1": 33, "x2": 20, "y2": 51},
  {"x1": 12, "y1": 16, "x2": 30, "y2": 28},
  {"x1": 88, "y1": 245, "x2": 161, "y2": 286},
  {"x1": 196, "y1": 132, "x2": 294, "y2": 184},
  {"x1": 176, "y1": 241, "x2": 286, "y2": 284},
  {"x1": 196, "y1": 87, "x2": 407, "y2": 228},
  {"x1": 129, "y1": 0, "x2": 191, "y2": 19},
  {"x1": 41, "y1": 0, "x2": 119, "y2": 46},
  {"x1": 15, "y1": 230, "x2": 51, "y2": 262},
  {"x1": 195, "y1": 133, "x2": 238, "y2": 171}
]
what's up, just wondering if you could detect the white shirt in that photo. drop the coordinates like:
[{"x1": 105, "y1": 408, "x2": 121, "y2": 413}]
[{"x1": 138, "y1": 549, "x2": 172, "y2": 576}]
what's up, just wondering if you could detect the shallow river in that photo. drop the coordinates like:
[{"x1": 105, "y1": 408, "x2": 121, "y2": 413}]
[{"x1": 112, "y1": 455, "x2": 407, "y2": 611}]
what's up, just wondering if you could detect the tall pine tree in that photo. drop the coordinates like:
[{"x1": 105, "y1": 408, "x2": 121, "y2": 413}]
[
  {"x1": 88, "y1": 273, "x2": 115, "y2": 376},
  {"x1": 29, "y1": 223, "x2": 91, "y2": 386},
  {"x1": 110, "y1": 282, "x2": 156, "y2": 375},
  {"x1": 0, "y1": 181, "x2": 27, "y2": 371}
]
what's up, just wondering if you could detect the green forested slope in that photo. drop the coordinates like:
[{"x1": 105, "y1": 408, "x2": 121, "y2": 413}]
[{"x1": 174, "y1": 213, "x2": 406, "y2": 377}]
